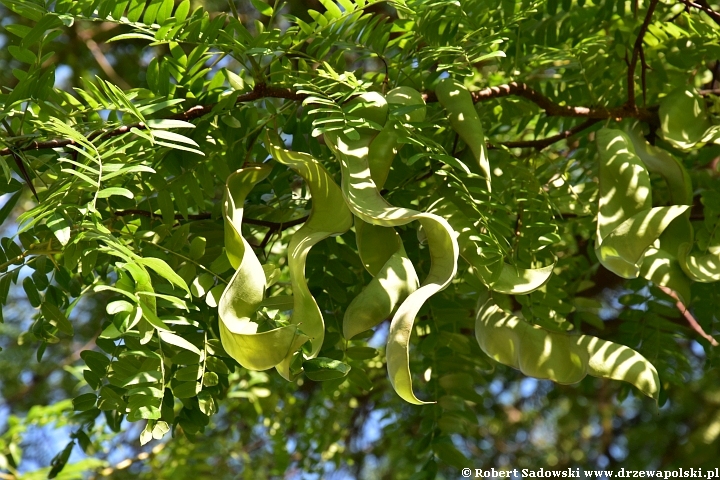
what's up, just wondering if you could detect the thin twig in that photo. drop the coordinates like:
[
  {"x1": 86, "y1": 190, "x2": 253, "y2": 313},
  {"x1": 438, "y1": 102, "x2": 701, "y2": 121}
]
[
  {"x1": 627, "y1": 0, "x2": 659, "y2": 108},
  {"x1": 0, "y1": 82, "x2": 658, "y2": 158},
  {"x1": 112, "y1": 209, "x2": 308, "y2": 230},
  {"x1": 680, "y1": 0, "x2": 720, "y2": 25},
  {"x1": 657, "y1": 285, "x2": 718, "y2": 346},
  {"x1": 77, "y1": 28, "x2": 131, "y2": 90},
  {"x1": 494, "y1": 118, "x2": 601, "y2": 150}
]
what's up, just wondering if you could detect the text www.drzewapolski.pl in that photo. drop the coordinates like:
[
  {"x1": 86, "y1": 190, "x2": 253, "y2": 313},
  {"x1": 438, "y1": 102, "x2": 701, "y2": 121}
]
[{"x1": 460, "y1": 468, "x2": 720, "y2": 479}]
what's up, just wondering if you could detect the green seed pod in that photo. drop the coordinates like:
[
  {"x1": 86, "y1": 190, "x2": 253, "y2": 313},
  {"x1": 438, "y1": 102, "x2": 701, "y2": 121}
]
[
  {"x1": 368, "y1": 86, "x2": 427, "y2": 189},
  {"x1": 595, "y1": 128, "x2": 689, "y2": 279},
  {"x1": 475, "y1": 293, "x2": 660, "y2": 400},
  {"x1": 344, "y1": 87, "x2": 425, "y2": 340},
  {"x1": 326, "y1": 93, "x2": 459, "y2": 404},
  {"x1": 266, "y1": 137, "x2": 354, "y2": 379},
  {"x1": 343, "y1": 238, "x2": 419, "y2": 340},
  {"x1": 435, "y1": 78, "x2": 491, "y2": 191},
  {"x1": 218, "y1": 165, "x2": 310, "y2": 372},
  {"x1": 679, "y1": 244, "x2": 720, "y2": 283},
  {"x1": 659, "y1": 87, "x2": 720, "y2": 150},
  {"x1": 624, "y1": 123, "x2": 693, "y2": 304}
]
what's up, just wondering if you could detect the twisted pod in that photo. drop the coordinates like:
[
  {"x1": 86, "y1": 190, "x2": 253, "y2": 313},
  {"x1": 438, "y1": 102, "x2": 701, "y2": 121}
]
[
  {"x1": 595, "y1": 128, "x2": 689, "y2": 280},
  {"x1": 475, "y1": 293, "x2": 660, "y2": 400},
  {"x1": 325, "y1": 92, "x2": 459, "y2": 404},
  {"x1": 343, "y1": 86, "x2": 424, "y2": 340},
  {"x1": 218, "y1": 165, "x2": 310, "y2": 371},
  {"x1": 265, "y1": 138, "x2": 354, "y2": 378}
]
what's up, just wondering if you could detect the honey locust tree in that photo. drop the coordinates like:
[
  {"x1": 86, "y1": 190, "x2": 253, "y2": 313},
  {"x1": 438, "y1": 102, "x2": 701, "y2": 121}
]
[{"x1": 1, "y1": 0, "x2": 720, "y2": 478}]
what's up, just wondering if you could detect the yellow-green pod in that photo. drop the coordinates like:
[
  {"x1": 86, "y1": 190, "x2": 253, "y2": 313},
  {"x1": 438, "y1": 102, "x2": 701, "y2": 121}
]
[
  {"x1": 476, "y1": 294, "x2": 660, "y2": 400},
  {"x1": 623, "y1": 123, "x2": 693, "y2": 303},
  {"x1": 266, "y1": 138, "x2": 353, "y2": 378},
  {"x1": 435, "y1": 78, "x2": 491, "y2": 191},
  {"x1": 595, "y1": 128, "x2": 689, "y2": 278},
  {"x1": 344, "y1": 87, "x2": 425, "y2": 339},
  {"x1": 219, "y1": 165, "x2": 310, "y2": 371},
  {"x1": 659, "y1": 87, "x2": 719, "y2": 150},
  {"x1": 326, "y1": 92, "x2": 459, "y2": 404},
  {"x1": 679, "y1": 244, "x2": 720, "y2": 283}
]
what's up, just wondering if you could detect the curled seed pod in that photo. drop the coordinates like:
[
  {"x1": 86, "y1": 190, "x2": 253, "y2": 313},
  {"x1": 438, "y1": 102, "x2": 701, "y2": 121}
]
[
  {"x1": 624, "y1": 123, "x2": 693, "y2": 303},
  {"x1": 659, "y1": 87, "x2": 720, "y2": 150},
  {"x1": 344, "y1": 87, "x2": 425, "y2": 340},
  {"x1": 428, "y1": 197, "x2": 554, "y2": 294},
  {"x1": 435, "y1": 78, "x2": 491, "y2": 191},
  {"x1": 595, "y1": 128, "x2": 689, "y2": 279},
  {"x1": 679, "y1": 244, "x2": 720, "y2": 283},
  {"x1": 326, "y1": 92, "x2": 459, "y2": 405},
  {"x1": 343, "y1": 244, "x2": 418, "y2": 340},
  {"x1": 218, "y1": 165, "x2": 309, "y2": 371},
  {"x1": 475, "y1": 293, "x2": 660, "y2": 400},
  {"x1": 266, "y1": 137, "x2": 353, "y2": 378}
]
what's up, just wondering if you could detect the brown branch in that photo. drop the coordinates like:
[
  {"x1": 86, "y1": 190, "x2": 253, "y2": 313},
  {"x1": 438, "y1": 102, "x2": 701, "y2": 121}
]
[
  {"x1": 681, "y1": 0, "x2": 720, "y2": 25},
  {"x1": 627, "y1": 0, "x2": 659, "y2": 108},
  {"x1": 494, "y1": 118, "x2": 601, "y2": 150},
  {"x1": 1, "y1": 82, "x2": 660, "y2": 158},
  {"x1": 657, "y1": 285, "x2": 718, "y2": 346},
  {"x1": 112, "y1": 209, "x2": 308, "y2": 230},
  {"x1": 0, "y1": 83, "x2": 306, "y2": 157},
  {"x1": 77, "y1": 28, "x2": 131, "y2": 91},
  {"x1": 425, "y1": 82, "x2": 657, "y2": 122}
]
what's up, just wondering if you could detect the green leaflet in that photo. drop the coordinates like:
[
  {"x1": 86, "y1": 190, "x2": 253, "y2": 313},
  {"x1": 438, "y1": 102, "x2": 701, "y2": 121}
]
[
  {"x1": 659, "y1": 87, "x2": 720, "y2": 150},
  {"x1": 428, "y1": 197, "x2": 554, "y2": 294},
  {"x1": 367, "y1": 86, "x2": 427, "y2": 189},
  {"x1": 595, "y1": 128, "x2": 690, "y2": 278},
  {"x1": 265, "y1": 138, "x2": 353, "y2": 378},
  {"x1": 218, "y1": 165, "x2": 310, "y2": 371},
  {"x1": 475, "y1": 294, "x2": 660, "y2": 400},
  {"x1": 344, "y1": 87, "x2": 425, "y2": 339},
  {"x1": 326, "y1": 92, "x2": 459, "y2": 405},
  {"x1": 435, "y1": 78, "x2": 491, "y2": 191}
]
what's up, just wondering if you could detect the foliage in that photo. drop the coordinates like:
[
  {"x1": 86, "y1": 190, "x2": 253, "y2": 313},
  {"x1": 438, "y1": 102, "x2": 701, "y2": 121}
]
[{"x1": 1, "y1": 0, "x2": 720, "y2": 477}]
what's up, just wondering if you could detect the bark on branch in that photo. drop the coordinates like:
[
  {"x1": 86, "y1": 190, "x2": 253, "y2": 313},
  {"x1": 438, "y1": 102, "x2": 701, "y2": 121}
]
[{"x1": 0, "y1": 82, "x2": 658, "y2": 158}]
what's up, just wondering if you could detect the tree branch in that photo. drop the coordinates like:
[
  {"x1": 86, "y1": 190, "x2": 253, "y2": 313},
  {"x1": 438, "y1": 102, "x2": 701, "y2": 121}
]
[
  {"x1": 494, "y1": 118, "x2": 601, "y2": 150},
  {"x1": 0, "y1": 82, "x2": 659, "y2": 158},
  {"x1": 681, "y1": 0, "x2": 720, "y2": 25},
  {"x1": 627, "y1": 0, "x2": 659, "y2": 108},
  {"x1": 426, "y1": 82, "x2": 657, "y2": 122},
  {"x1": 112, "y1": 209, "x2": 308, "y2": 230},
  {"x1": 657, "y1": 285, "x2": 718, "y2": 346}
]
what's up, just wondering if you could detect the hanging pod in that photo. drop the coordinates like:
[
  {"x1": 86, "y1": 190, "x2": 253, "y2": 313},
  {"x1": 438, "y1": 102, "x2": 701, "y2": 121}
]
[
  {"x1": 435, "y1": 77, "x2": 492, "y2": 191},
  {"x1": 344, "y1": 86, "x2": 425, "y2": 340},
  {"x1": 325, "y1": 92, "x2": 459, "y2": 404},
  {"x1": 475, "y1": 293, "x2": 660, "y2": 400},
  {"x1": 218, "y1": 165, "x2": 310, "y2": 371},
  {"x1": 659, "y1": 87, "x2": 720, "y2": 150},
  {"x1": 624, "y1": 123, "x2": 693, "y2": 304},
  {"x1": 265, "y1": 137, "x2": 354, "y2": 378},
  {"x1": 678, "y1": 245, "x2": 720, "y2": 283},
  {"x1": 595, "y1": 128, "x2": 689, "y2": 279}
]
